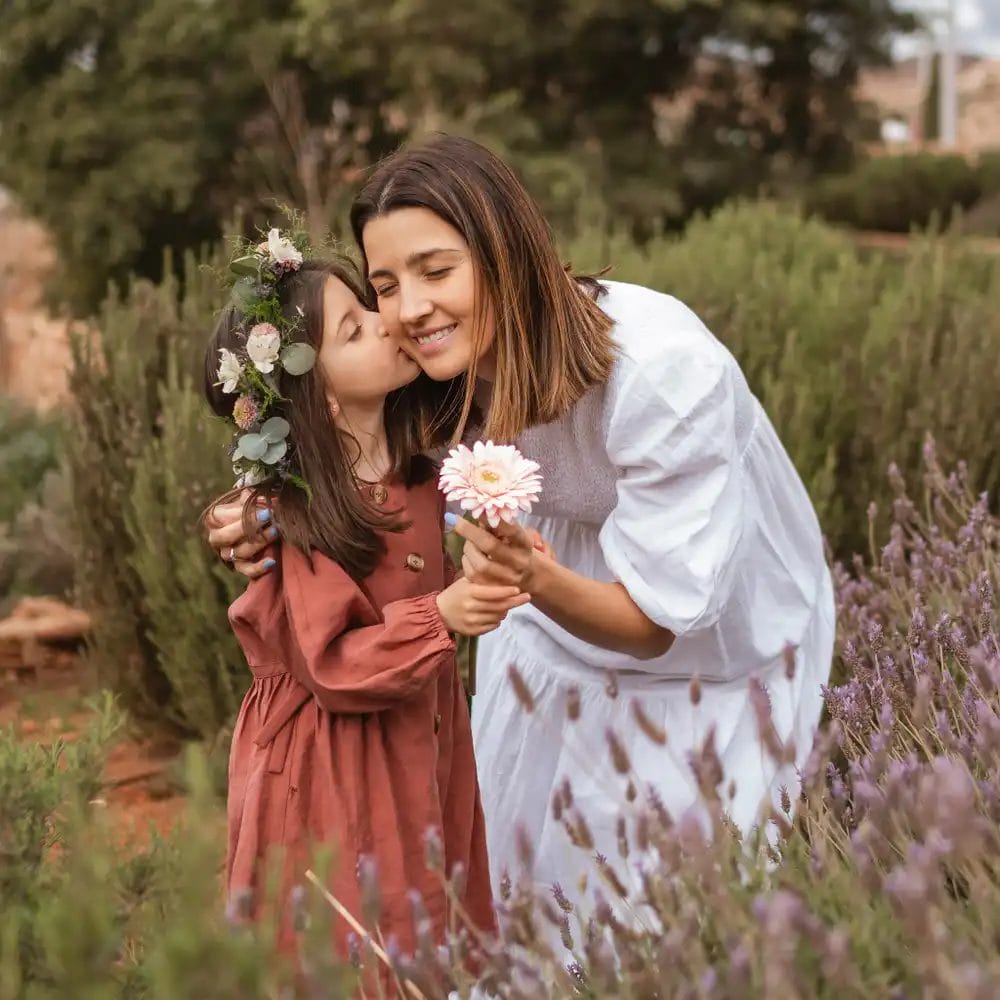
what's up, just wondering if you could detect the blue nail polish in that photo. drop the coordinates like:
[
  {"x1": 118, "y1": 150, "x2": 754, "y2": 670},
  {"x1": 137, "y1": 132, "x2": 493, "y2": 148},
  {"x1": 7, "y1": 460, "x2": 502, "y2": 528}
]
[
  {"x1": 266, "y1": 525, "x2": 279, "y2": 540},
  {"x1": 256, "y1": 509, "x2": 272, "y2": 524},
  {"x1": 444, "y1": 512, "x2": 459, "y2": 527},
  {"x1": 263, "y1": 557, "x2": 276, "y2": 570}
]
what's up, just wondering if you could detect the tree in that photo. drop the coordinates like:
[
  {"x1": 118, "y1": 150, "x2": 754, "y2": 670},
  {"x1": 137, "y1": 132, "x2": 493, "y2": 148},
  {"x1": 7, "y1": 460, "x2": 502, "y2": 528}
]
[
  {"x1": 0, "y1": 0, "x2": 918, "y2": 313},
  {"x1": 670, "y1": 1, "x2": 919, "y2": 214},
  {"x1": 0, "y1": 1, "x2": 290, "y2": 311}
]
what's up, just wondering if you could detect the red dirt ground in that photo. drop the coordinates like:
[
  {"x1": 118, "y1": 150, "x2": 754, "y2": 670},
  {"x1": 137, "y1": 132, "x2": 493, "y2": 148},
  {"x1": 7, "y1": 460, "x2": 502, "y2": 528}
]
[{"x1": 0, "y1": 654, "x2": 188, "y2": 848}]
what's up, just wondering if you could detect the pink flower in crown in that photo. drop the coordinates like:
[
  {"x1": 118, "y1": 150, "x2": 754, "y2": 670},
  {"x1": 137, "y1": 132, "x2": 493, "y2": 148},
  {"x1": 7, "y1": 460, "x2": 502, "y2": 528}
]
[
  {"x1": 438, "y1": 440, "x2": 543, "y2": 529},
  {"x1": 232, "y1": 394, "x2": 259, "y2": 430}
]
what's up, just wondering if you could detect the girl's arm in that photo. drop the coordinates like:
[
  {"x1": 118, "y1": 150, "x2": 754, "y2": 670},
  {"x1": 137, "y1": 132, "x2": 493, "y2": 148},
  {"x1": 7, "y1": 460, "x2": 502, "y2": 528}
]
[
  {"x1": 283, "y1": 546, "x2": 454, "y2": 713},
  {"x1": 283, "y1": 546, "x2": 527, "y2": 711}
]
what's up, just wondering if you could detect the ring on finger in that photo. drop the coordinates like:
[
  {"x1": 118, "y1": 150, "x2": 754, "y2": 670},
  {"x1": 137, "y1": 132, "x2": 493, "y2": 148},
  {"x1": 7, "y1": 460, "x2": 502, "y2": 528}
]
[{"x1": 227, "y1": 546, "x2": 237, "y2": 563}]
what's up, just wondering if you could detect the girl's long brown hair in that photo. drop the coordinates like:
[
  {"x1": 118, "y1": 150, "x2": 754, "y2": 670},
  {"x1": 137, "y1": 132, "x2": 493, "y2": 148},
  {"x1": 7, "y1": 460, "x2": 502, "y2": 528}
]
[
  {"x1": 203, "y1": 258, "x2": 466, "y2": 579},
  {"x1": 350, "y1": 133, "x2": 616, "y2": 443}
]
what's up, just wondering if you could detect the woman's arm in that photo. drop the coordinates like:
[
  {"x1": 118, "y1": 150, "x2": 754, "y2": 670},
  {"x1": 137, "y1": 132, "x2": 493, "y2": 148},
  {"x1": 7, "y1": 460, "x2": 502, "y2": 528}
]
[
  {"x1": 530, "y1": 553, "x2": 675, "y2": 660},
  {"x1": 452, "y1": 519, "x2": 674, "y2": 660}
]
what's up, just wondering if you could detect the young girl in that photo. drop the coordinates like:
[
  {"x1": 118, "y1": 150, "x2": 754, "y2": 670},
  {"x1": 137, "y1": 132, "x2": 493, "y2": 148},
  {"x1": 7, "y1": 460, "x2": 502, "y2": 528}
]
[{"x1": 202, "y1": 244, "x2": 512, "y2": 957}]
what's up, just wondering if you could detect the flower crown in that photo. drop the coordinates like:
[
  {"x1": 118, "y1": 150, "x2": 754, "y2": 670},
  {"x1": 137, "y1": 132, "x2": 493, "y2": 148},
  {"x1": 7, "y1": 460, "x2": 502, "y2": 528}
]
[{"x1": 215, "y1": 226, "x2": 318, "y2": 495}]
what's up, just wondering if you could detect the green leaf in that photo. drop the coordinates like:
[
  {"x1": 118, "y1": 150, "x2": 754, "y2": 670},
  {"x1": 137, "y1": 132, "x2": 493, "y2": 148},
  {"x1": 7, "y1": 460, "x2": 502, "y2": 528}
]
[
  {"x1": 237, "y1": 433, "x2": 267, "y2": 460},
  {"x1": 286, "y1": 472, "x2": 312, "y2": 502},
  {"x1": 261, "y1": 440, "x2": 288, "y2": 465},
  {"x1": 229, "y1": 256, "x2": 261, "y2": 280},
  {"x1": 260, "y1": 417, "x2": 290, "y2": 443},
  {"x1": 230, "y1": 278, "x2": 260, "y2": 312},
  {"x1": 280, "y1": 342, "x2": 316, "y2": 376}
]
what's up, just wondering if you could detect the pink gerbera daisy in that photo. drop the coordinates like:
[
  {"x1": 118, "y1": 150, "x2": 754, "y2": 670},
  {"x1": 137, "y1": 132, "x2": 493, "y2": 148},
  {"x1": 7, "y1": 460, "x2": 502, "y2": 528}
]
[{"x1": 438, "y1": 440, "x2": 543, "y2": 528}]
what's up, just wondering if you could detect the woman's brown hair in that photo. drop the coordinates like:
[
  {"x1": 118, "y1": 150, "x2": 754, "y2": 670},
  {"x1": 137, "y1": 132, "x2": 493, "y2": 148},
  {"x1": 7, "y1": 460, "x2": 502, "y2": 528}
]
[
  {"x1": 203, "y1": 257, "x2": 466, "y2": 579},
  {"x1": 350, "y1": 133, "x2": 616, "y2": 443}
]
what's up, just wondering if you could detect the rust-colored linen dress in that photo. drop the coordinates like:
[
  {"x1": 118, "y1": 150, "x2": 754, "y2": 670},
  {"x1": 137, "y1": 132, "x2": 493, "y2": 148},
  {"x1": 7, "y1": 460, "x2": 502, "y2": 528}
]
[{"x1": 225, "y1": 476, "x2": 494, "y2": 955}]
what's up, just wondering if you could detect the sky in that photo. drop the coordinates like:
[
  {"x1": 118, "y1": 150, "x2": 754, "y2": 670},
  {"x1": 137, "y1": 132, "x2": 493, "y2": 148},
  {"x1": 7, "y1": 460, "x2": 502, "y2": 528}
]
[{"x1": 895, "y1": 0, "x2": 1000, "y2": 58}]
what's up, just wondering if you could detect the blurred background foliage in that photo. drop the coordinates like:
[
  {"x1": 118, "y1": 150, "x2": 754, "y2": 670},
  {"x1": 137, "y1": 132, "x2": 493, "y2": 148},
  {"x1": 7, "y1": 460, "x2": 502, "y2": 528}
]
[{"x1": 0, "y1": 0, "x2": 918, "y2": 312}]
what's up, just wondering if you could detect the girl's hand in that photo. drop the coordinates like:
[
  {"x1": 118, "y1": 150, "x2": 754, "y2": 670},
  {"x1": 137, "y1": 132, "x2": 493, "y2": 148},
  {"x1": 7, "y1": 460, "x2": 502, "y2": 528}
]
[
  {"x1": 451, "y1": 518, "x2": 536, "y2": 591},
  {"x1": 204, "y1": 495, "x2": 277, "y2": 577},
  {"x1": 436, "y1": 578, "x2": 531, "y2": 637}
]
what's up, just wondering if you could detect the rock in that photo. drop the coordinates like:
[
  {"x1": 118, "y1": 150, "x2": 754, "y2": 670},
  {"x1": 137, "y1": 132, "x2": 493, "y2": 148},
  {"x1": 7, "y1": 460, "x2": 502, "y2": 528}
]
[
  {"x1": 0, "y1": 597, "x2": 91, "y2": 644},
  {"x1": 0, "y1": 597, "x2": 90, "y2": 672}
]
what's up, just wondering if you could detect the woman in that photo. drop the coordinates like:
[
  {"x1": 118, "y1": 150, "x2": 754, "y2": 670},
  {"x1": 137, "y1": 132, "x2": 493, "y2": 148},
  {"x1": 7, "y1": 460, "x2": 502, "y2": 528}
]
[{"x1": 209, "y1": 134, "x2": 835, "y2": 904}]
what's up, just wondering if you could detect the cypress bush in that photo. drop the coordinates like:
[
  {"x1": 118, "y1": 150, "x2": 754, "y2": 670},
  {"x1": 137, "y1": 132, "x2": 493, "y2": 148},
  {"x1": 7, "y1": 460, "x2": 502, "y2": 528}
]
[
  {"x1": 567, "y1": 201, "x2": 1000, "y2": 557},
  {"x1": 67, "y1": 251, "x2": 246, "y2": 741}
]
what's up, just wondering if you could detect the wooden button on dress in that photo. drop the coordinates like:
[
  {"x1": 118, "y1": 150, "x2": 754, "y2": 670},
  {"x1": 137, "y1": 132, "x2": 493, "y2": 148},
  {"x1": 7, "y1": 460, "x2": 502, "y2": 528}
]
[{"x1": 405, "y1": 553, "x2": 425, "y2": 572}]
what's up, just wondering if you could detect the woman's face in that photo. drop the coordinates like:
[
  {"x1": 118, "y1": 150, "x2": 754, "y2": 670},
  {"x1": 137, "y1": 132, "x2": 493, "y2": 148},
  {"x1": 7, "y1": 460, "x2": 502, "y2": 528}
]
[
  {"x1": 361, "y1": 207, "x2": 496, "y2": 382},
  {"x1": 317, "y1": 276, "x2": 419, "y2": 407}
]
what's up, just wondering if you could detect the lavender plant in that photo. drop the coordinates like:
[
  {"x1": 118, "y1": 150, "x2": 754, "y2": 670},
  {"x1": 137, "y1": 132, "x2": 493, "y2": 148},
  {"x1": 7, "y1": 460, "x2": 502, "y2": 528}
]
[
  {"x1": 8, "y1": 445, "x2": 998, "y2": 998},
  {"x1": 386, "y1": 442, "x2": 1000, "y2": 999}
]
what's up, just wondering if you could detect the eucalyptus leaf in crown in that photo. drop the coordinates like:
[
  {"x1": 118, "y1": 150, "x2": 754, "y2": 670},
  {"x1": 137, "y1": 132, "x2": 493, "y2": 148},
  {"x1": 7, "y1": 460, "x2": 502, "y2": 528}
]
[{"x1": 214, "y1": 222, "x2": 319, "y2": 495}]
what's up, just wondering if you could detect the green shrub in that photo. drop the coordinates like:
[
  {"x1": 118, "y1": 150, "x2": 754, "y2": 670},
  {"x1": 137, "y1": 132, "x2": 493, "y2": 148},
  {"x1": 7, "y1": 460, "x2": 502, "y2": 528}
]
[
  {"x1": 0, "y1": 703, "x2": 351, "y2": 999},
  {"x1": 974, "y1": 149, "x2": 1000, "y2": 194},
  {"x1": 0, "y1": 466, "x2": 76, "y2": 604},
  {"x1": 805, "y1": 152, "x2": 984, "y2": 232},
  {"x1": 566, "y1": 201, "x2": 1000, "y2": 558},
  {"x1": 962, "y1": 152, "x2": 1000, "y2": 235},
  {"x1": 0, "y1": 397, "x2": 71, "y2": 602},
  {"x1": 0, "y1": 396, "x2": 61, "y2": 527},
  {"x1": 67, "y1": 251, "x2": 246, "y2": 741}
]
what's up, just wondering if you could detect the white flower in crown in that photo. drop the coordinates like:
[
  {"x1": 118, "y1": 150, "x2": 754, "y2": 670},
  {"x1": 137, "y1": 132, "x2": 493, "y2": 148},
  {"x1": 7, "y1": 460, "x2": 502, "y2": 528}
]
[
  {"x1": 234, "y1": 464, "x2": 268, "y2": 489},
  {"x1": 438, "y1": 440, "x2": 543, "y2": 529},
  {"x1": 266, "y1": 227, "x2": 303, "y2": 270},
  {"x1": 216, "y1": 348, "x2": 243, "y2": 394},
  {"x1": 246, "y1": 323, "x2": 281, "y2": 374}
]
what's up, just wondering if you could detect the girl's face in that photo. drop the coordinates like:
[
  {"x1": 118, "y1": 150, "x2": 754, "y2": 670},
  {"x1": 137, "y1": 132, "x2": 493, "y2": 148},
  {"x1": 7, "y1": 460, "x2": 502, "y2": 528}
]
[
  {"x1": 317, "y1": 276, "x2": 419, "y2": 407},
  {"x1": 361, "y1": 207, "x2": 497, "y2": 382}
]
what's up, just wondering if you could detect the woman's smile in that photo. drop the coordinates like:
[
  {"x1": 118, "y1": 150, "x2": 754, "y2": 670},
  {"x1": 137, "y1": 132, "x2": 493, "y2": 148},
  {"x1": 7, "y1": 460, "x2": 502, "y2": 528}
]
[{"x1": 412, "y1": 321, "x2": 458, "y2": 352}]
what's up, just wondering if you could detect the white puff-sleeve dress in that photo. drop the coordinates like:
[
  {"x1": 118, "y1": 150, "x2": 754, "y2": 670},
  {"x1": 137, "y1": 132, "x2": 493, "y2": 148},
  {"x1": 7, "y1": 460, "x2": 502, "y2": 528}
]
[{"x1": 471, "y1": 280, "x2": 835, "y2": 898}]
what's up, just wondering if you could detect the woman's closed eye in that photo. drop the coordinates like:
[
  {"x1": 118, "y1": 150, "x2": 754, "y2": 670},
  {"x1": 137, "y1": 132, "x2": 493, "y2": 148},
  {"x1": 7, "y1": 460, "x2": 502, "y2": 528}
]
[
  {"x1": 425, "y1": 267, "x2": 451, "y2": 280},
  {"x1": 372, "y1": 282, "x2": 397, "y2": 298},
  {"x1": 348, "y1": 323, "x2": 362, "y2": 341}
]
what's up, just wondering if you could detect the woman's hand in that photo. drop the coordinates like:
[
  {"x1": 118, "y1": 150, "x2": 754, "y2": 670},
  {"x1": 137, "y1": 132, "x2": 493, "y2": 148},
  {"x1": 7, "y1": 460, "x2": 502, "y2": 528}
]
[
  {"x1": 204, "y1": 495, "x2": 277, "y2": 578},
  {"x1": 450, "y1": 517, "x2": 537, "y2": 592},
  {"x1": 436, "y1": 578, "x2": 531, "y2": 637},
  {"x1": 526, "y1": 528, "x2": 555, "y2": 561},
  {"x1": 453, "y1": 516, "x2": 671, "y2": 658}
]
